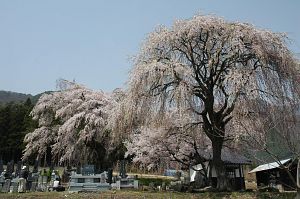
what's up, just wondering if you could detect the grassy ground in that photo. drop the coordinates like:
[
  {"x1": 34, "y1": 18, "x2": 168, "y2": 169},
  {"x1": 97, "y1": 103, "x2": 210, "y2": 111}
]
[{"x1": 0, "y1": 190, "x2": 297, "y2": 199}]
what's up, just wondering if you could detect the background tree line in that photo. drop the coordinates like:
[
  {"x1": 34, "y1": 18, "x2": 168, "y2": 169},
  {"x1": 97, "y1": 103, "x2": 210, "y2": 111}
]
[{"x1": 0, "y1": 98, "x2": 38, "y2": 163}]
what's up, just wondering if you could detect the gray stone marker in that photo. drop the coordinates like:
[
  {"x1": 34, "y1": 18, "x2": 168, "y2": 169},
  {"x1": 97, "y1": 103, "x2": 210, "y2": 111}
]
[
  {"x1": 82, "y1": 165, "x2": 94, "y2": 175},
  {"x1": 10, "y1": 178, "x2": 19, "y2": 193},
  {"x1": 26, "y1": 172, "x2": 33, "y2": 191},
  {"x1": 18, "y1": 178, "x2": 26, "y2": 193},
  {"x1": 33, "y1": 159, "x2": 39, "y2": 173},
  {"x1": 37, "y1": 175, "x2": 43, "y2": 191},
  {"x1": 6, "y1": 161, "x2": 13, "y2": 179},
  {"x1": 76, "y1": 166, "x2": 81, "y2": 174},
  {"x1": 30, "y1": 181, "x2": 38, "y2": 192},
  {"x1": 8, "y1": 160, "x2": 14, "y2": 174},
  {"x1": 31, "y1": 172, "x2": 39, "y2": 192},
  {"x1": 42, "y1": 175, "x2": 48, "y2": 191},
  {"x1": 16, "y1": 161, "x2": 22, "y2": 177},
  {"x1": 61, "y1": 169, "x2": 69, "y2": 183},
  {"x1": 100, "y1": 172, "x2": 107, "y2": 184},
  {"x1": 2, "y1": 179, "x2": 11, "y2": 193},
  {"x1": 119, "y1": 160, "x2": 127, "y2": 179}
]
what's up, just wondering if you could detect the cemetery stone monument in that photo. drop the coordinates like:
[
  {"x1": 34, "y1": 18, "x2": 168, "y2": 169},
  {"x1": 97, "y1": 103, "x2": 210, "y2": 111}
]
[
  {"x1": 33, "y1": 159, "x2": 39, "y2": 173},
  {"x1": 42, "y1": 175, "x2": 48, "y2": 191},
  {"x1": 107, "y1": 168, "x2": 113, "y2": 184},
  {"x1": 37, "y1": 175, "x2": 43, "y2": 191},
  {"x1": 119, "y1": 160, "x2": 127, "y2": 179},
  {"x1": 18, "y1": 178, "x2": 26, "y2": 193},
  {"x1": 68, "y1": 165, "x2": 110, "y2": 192},
  {"x1": 10, "y1": 177, "x2": 19, "y2": 193},
  {"x1": 61, "y1": 169, "x2": 70, "y2": 183},
  {"x1": 27, "y1": 172, "x2": 33, "y2": 191},
  {"x1": 2, "y1": 179, "x2": 11, "y2": 193},
  {"x1": 30, "y1": 160, "x2": 39, "y2": 192},
  {"x1": 115, "y1": 160, "x2": 138, "y2": 190},
  {"x1": 15, "y1": 161, "x2": 22, "y2": 177},
  {"x1": 5, "y1": 161, "x2": 14, "y2": 179},
  {"x1": 100, "y1": 172, "x2": 107, "y2": 184},
  {"x1": 76, "y1": 166, "x2": 81, "y2": 174}
]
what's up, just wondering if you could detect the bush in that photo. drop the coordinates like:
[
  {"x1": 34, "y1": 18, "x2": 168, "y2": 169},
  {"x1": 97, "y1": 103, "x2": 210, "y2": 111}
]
[{"x1": 138, "y1": 177, "x2": 171, "y2": 187}]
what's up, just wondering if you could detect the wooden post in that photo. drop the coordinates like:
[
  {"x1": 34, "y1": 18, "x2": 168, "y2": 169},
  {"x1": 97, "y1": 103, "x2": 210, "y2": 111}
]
[
  {"x1": 297, "y1": 159, "x2": 300, "y2": 188},
  {"x1": 238, "y1": 164, "x2": 244, "y2": 190},
  {"x1": 296, "y1": 159, "x2": 300, "y2": 199}
]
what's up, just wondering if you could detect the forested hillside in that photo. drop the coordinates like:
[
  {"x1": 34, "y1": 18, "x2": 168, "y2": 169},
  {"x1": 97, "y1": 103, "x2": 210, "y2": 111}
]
[
  {"x1": 0, "y1": 98, "x2": 38, "y2": 163},
  {"x1": 0, "y1": 90, "x2": 43, "y2": 104},
  {"x1": 0, "y1": 91, "x2": 32, "y2": 103},
  {"x1": 0, "y1": 90, "x2": 43, "y2": 163}
]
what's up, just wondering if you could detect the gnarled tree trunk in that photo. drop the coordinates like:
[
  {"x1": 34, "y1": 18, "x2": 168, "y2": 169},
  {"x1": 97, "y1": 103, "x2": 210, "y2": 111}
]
[{"x1": 212, "y1": 137, "x2": 228, "y2": 191}]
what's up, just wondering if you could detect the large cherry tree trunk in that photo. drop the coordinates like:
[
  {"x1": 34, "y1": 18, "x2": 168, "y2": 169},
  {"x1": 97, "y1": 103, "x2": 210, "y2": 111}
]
[
  {"x1": 211, "y1": 136, "x2": 228, "y2": 191},
  {"x1": 202, "y1": 101, "x2": 229, "y2": 191}
]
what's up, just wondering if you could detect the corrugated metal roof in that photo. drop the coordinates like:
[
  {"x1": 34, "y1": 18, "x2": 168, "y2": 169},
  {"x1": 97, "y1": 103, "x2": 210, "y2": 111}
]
[{"x1": 248, "y1": 158, "x2": 291, "y2": 173}]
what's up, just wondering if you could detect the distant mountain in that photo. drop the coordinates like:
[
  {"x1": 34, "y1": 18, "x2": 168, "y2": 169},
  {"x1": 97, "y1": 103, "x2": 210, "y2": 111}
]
[
  {"x1": 0, "y1": 91, "x2": 33, "y2": 104},
  {"x1": 0, "y1": 90, "x2": 52, "y2": 104}
]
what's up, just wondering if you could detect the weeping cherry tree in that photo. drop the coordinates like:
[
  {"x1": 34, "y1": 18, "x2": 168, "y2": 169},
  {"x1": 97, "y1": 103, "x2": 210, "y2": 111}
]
[
  {"x1": 23, "y1": 80, "x2": 124, "y2": 169},
  {"x1": 124, "y1": 15, "x2": 300, "y2": 190}
]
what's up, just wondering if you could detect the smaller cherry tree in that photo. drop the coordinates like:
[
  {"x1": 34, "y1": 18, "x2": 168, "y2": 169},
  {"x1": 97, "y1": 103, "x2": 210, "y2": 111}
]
[{"x1": 23, "y1": 80, "x2": 123, "y2": 168}]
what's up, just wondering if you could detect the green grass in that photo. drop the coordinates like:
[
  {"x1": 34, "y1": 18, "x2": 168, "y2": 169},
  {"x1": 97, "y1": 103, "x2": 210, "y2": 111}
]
[{"x1": 0, "y1": 190, "x2": 297, "y2": 199}]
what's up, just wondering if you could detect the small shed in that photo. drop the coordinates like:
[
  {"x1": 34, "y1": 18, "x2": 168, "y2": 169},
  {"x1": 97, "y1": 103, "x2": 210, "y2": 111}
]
[
  {"x1": 249, "y1": 158, "x2": 297, "y2": 191},
  {"x1": 190, "y1": 149, "x2": 251, "y2": 190}
]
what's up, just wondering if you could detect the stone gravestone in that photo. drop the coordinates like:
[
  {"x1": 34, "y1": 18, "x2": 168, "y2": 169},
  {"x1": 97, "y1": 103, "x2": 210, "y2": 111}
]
[
  {"x1": 31, "y1": 181, "x2": 38, "y2": 192},
  {"x1": 31, "y1": 158, "x2": 40, "y2": 192},
  {"x1": 100, "y1": 172, "x2": 107, "y2": 184},
  {"x1": 26, "y1": 172, "x2": 33, "y2": 191},
  {"x1": 2, "y1": 179, "x2": 11, "y2": 193},
  {"x1": 82, "y1": 165, "x2": 95, "y2": 175},
  {"x1": 10, "y1": 178, "x2": 19, "y2": 193},
  {"x1": 37, "y1": 175, "x2": 43, "y2": 191},
  {"x1": 107, "y1": 168, "x2": 113, "y2": 184},
  {"x1": 33, "y1": 159, "x2": 39, "y2": 173},
  {"x1": 9, "y1": 160, "x2": 14, "y2": 174},
  {"x1": 76, "y1": 166, "x2": 81, "y2": 174},
  {"x1": 61, "y1": 169, "x2": 69, "y2": 183},
  {"x1": 119, "y1": 160, "x2": 127, "y2": 179},
  {"x1": 15, "y1": 161, "x2": 22, "y2": 177},
  {"x1": 18, "y1": 178, "x2": 26, "y2": 193},
  {"x1": 5, "y1": 161, "x2": 13, "y2": 179},
  {"x1": 50, "y1": 162, "x2": 54, "y2": 173},
  {"x1": 42, "y1": 175, "x2": 48, "y2": 191},
  {"x1": 30, "y1": 171, "x2": 39, "y2": 192}
]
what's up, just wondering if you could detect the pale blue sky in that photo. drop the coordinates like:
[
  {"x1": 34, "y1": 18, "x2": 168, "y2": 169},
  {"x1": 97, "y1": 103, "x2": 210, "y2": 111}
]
[{"x1": 0, "y1": 0, "x2": 299, "y2": 95}]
